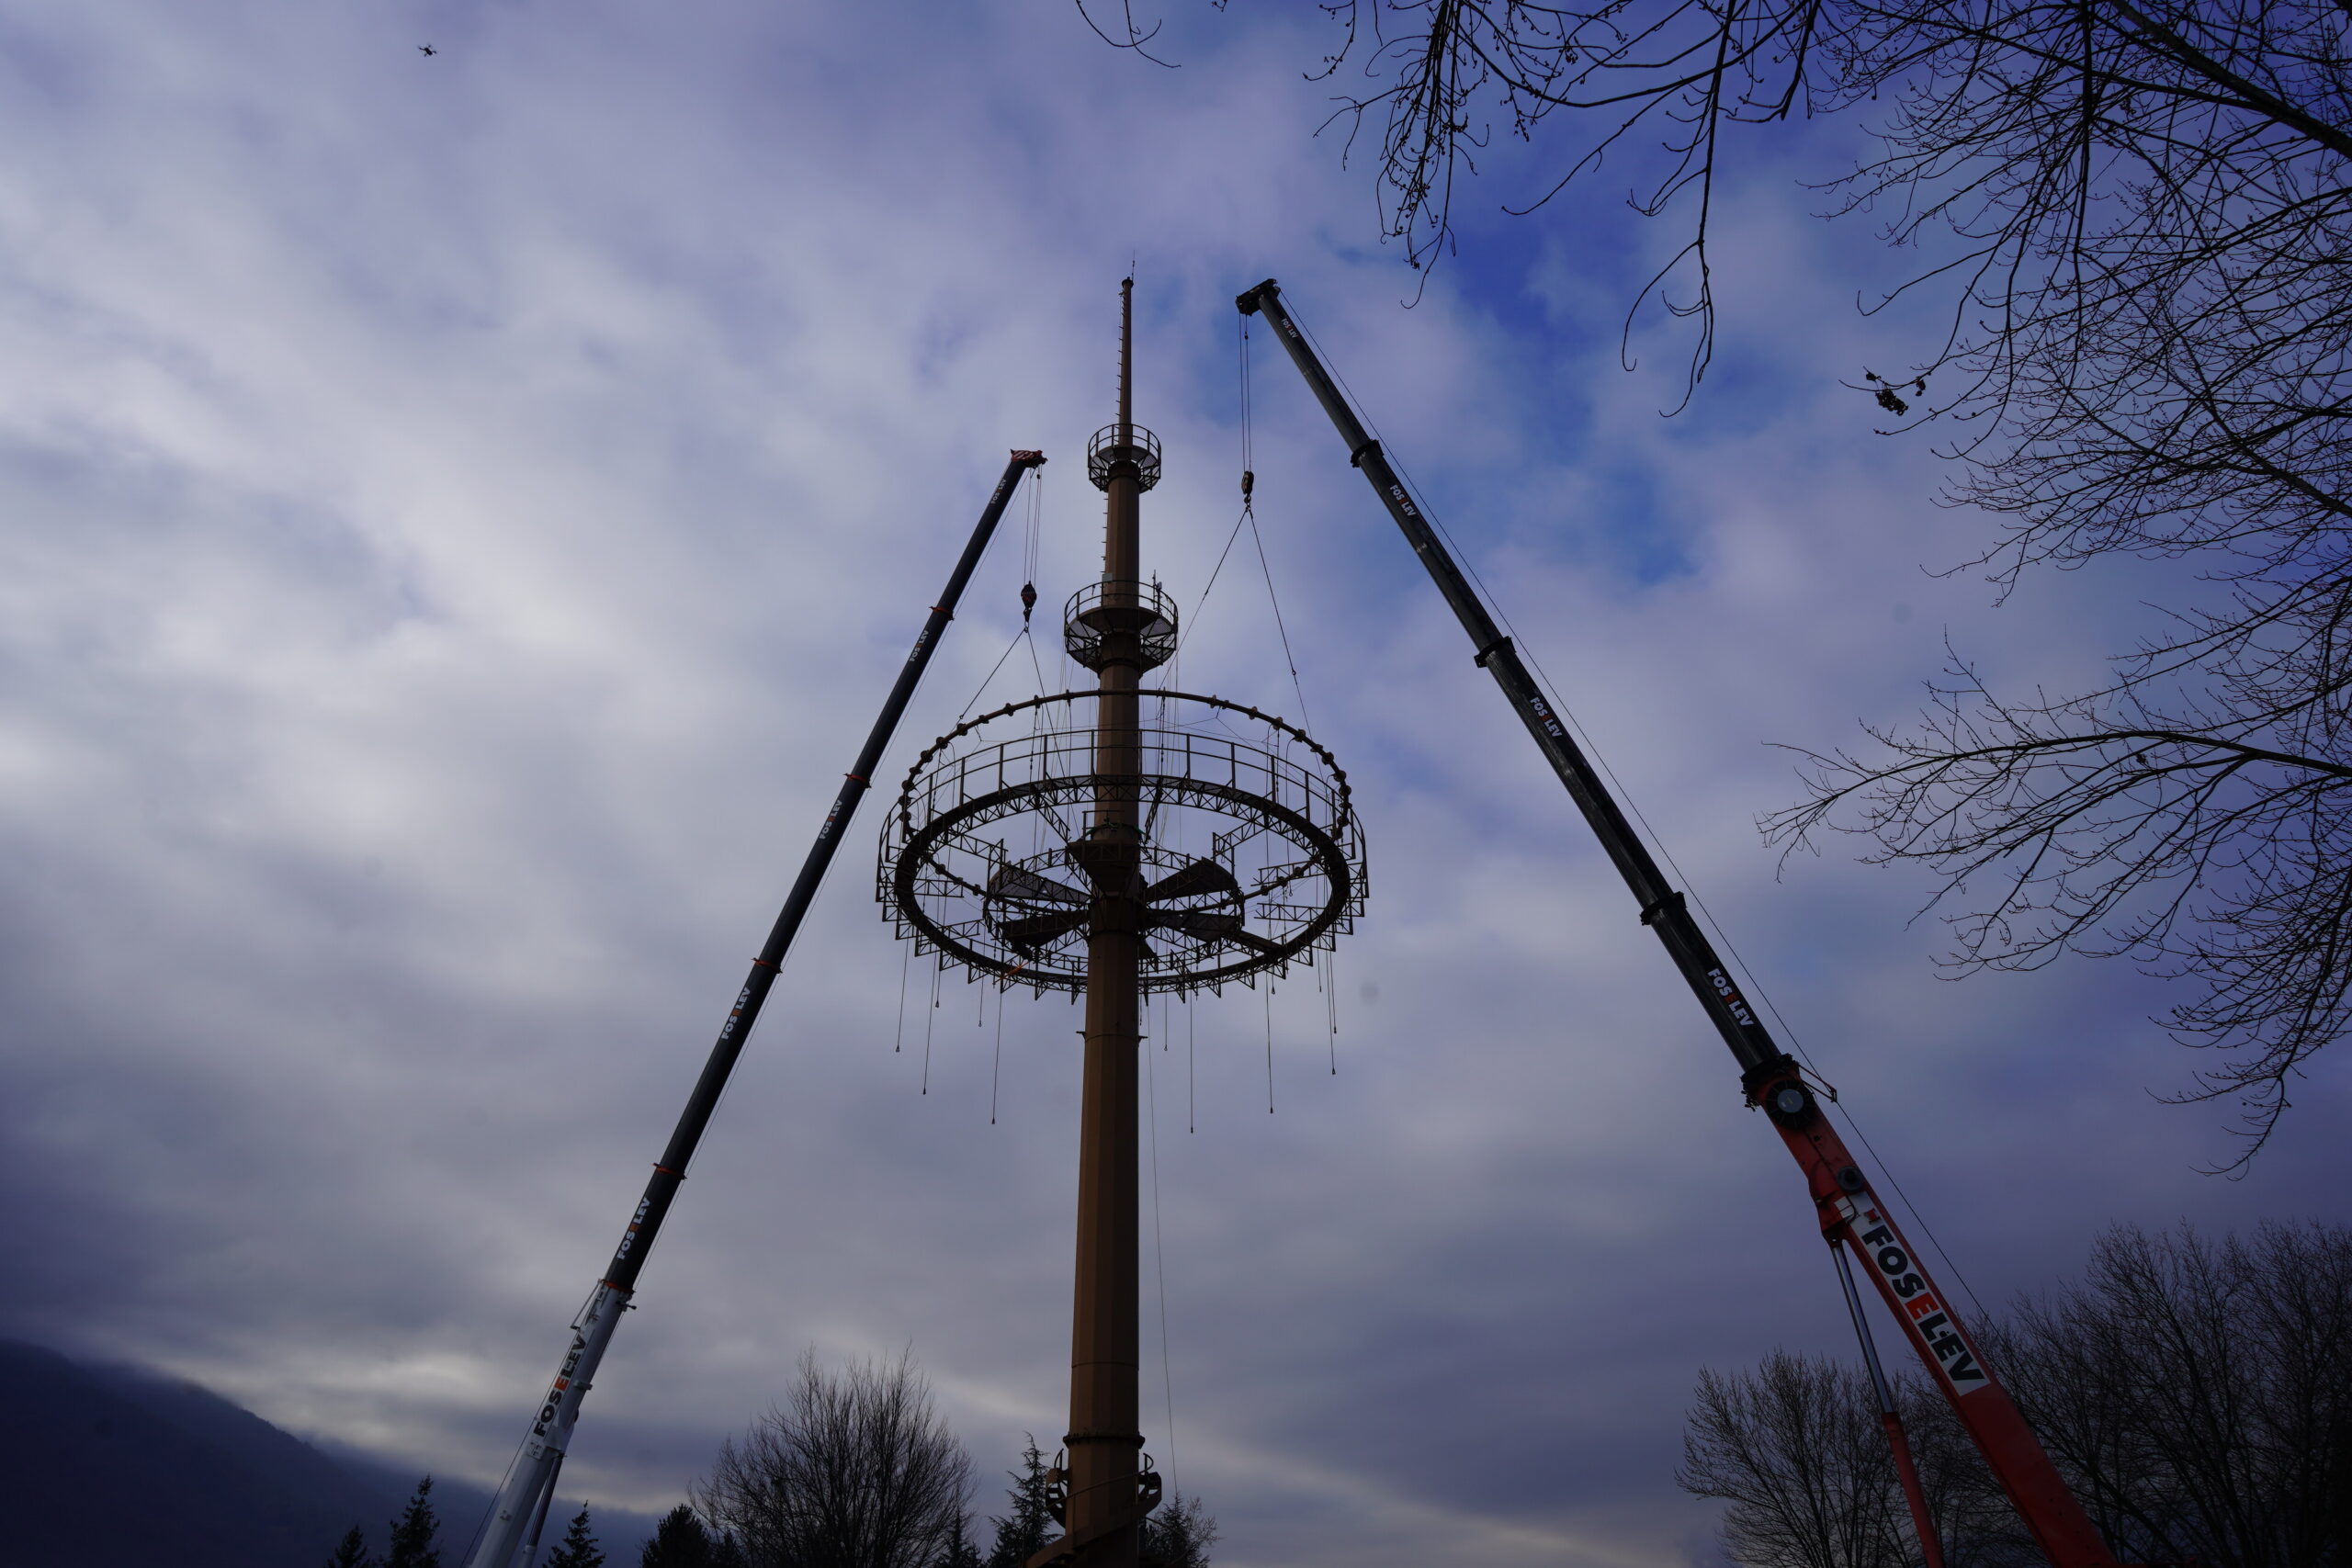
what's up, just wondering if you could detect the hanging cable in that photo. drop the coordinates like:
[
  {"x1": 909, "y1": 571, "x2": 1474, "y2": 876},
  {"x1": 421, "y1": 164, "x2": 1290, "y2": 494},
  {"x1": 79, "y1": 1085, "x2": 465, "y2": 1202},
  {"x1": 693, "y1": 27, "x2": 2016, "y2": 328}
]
[
  {"x1": 1233, "y1": 310, "x2": 1319, "y2": 725},
  {"x1": 1239, "y1": 310, "x2": 1255, "y2": 494},
  {"x1": 959, "y1": 626, "x2": 1032, "y2": 722},
  {"x1": 990, "y1": 985, "x2": 1005, "y2": 1125},
  {"x1": 1145, "y1": 1018, "x2": 1180, "y2": 1496},
  {"x1": 1246, "y1": 506, "x2": 1312, "y2": 731},
  {"x1": 895, "y1": 942, "x2": 912, "y2": 1054},
  {"x1": 1022, "y1": 469, "x2": 1049, "y2": 695},
  {"x1": 1286, "y1": 303, "x2": 1991, "y2": 1321},
  {"x1": 1264, "y1": 983, "x2": 1275, "y2": 1114},
  {"x1": 960, "y1": 475, "x2": 1054, "y2": 721},
  {"x1": 1174, "y1": 316, "x2": 1261, "y2": 656},
  {"x1": 1181, "y1": 513, "x2": 1250, "y2": 656},
  {"x1": 1021, "y1": 455, "x2": 1045, "y2": 607},
  {"x1": 1025, "y1": 623, "x2": 1051, "y2": 698},
  {"x1": 1430, "y1": 496, "x2": 1989, "y2": 1312},
  {"x1": 922, "y1": 957, "x2": 941, "y2": 1094},
  {"x1": 1326, "y1": 952, "x2": 1340, "y2": 1076}
]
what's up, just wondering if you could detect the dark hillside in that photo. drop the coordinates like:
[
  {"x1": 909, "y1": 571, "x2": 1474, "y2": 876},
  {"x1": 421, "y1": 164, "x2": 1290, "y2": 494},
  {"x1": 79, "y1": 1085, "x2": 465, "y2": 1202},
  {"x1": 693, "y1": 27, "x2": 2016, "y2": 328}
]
[
  {"x1": 0, "y1": 1337, "x2": 377, "y2": 1566},
  {"x1": 0, "y1": 1338, "x2": 658, "y2": 1566}
]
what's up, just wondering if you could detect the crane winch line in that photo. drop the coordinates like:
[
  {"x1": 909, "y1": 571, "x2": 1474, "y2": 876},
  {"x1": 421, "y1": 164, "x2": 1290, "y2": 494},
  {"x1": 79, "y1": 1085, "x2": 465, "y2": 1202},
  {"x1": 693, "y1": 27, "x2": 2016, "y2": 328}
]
[
  {"x1": 462, "y1": 448, "x2": 1047, "y2": 1568},
  {"x1": 1235, "y1": 276, "x2": 2120, "y2": 1568}
]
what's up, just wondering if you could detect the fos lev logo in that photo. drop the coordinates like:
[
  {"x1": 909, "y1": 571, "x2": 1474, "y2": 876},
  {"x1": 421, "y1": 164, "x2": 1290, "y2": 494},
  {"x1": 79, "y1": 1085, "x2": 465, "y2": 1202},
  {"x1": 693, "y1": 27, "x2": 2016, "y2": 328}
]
[
  {"x1": 531, "y1": 1330, "x2": 591, "y2": 1436},
  {"x1": 1837, "y1": 1192, "x2": 1990, "y2": 1393}
]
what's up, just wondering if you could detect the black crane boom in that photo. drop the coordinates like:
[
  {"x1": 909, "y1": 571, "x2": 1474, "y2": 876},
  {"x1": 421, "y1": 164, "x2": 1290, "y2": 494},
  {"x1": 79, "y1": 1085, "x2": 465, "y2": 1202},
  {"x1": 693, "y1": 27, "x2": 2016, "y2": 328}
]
[{"x1": 1235, "y1": 281, "x2": 1774, "y2": 1076}]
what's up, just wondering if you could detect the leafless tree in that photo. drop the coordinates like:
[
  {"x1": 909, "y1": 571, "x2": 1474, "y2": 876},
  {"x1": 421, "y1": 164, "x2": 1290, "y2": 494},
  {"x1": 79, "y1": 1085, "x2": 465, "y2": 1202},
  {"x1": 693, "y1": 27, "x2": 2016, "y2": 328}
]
[
  {"x1": 1986, "y1": 1222, "x2": 2352, "y2": 1567},
  {"x1": 1682, "y1": 1223, "x2": 2352, "y2": 1564},
  {"x1": 1678, "y1": 1350, "x2": 1917, "y2": 1567},
  {"x1": 1081, "y1": 0, "x2": 2352, "y2": 1161},
  {"x1": 692, "y1": 1352, "x2": 974, "y2": 1568}
]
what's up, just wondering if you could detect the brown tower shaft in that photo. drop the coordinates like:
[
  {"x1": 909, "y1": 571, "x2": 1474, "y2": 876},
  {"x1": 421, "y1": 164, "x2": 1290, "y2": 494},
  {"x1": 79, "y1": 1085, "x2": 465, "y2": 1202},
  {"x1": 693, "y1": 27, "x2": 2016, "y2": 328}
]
[
  {"x1": 1068, "y1": 277, "x2": 1146, "y2": 1568},
  {"x1": 886, "y1": 284, "x2": 1360, "y2": 1568}
]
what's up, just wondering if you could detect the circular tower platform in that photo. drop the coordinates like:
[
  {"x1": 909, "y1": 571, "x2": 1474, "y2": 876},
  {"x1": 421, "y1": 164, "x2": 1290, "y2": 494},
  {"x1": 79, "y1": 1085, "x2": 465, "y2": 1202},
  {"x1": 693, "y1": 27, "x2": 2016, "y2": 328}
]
[{"x1": 879, "y1": 688, "x2": 1364, "y2": 998}]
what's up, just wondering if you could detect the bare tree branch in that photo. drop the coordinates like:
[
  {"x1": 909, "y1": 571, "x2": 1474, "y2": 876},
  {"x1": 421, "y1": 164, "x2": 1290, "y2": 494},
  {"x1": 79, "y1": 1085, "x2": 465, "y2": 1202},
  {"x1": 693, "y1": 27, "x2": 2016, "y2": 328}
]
[
  {"x1": 1084, "y1": 1, "x2": 2352, "y2": 1158},
  {"x1": 693, "y1": 1351, "x2": 973, "y2": 1568},
  {"x1": 1688, "y1": 1223, "x2": 2352, "y2": 1560}
]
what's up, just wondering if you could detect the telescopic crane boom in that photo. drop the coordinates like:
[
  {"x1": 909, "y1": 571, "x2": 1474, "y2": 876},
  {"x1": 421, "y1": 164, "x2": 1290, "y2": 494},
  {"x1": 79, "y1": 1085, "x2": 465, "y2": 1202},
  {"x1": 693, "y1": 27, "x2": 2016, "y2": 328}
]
[
  {"x1": 462, "y1": 450, "x2": 1047, "y2": 1568},
  {"x1": 1235, "y1": 278, "x2": 2117, "y2": 1568}
]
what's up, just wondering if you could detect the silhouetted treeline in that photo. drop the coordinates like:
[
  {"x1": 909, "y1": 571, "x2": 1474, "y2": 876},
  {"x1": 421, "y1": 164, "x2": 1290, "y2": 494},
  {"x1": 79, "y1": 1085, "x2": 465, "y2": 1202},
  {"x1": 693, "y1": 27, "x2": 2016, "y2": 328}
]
[
  {"x1": 1681, "y1": 1221, "x2": 2352, "y2": 1566},
  {"x1": 655, "y1": 1351, "x2": 1216, "y2": 1568}
]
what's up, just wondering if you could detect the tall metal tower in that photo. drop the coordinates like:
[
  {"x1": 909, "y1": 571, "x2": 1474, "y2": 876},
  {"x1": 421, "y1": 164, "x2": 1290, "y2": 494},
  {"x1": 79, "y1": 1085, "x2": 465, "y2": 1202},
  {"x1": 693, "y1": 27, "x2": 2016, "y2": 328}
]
[{"x1": 881, "y1": 281, "x2": 1365, "y2": 1568}]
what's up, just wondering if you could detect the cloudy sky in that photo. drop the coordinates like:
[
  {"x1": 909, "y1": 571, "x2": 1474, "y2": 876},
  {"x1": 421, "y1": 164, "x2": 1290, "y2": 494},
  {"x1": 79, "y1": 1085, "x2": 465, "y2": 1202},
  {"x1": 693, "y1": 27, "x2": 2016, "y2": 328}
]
[{"x1": 3, "y1": 3, "x2": 2347, "y2": 1564}]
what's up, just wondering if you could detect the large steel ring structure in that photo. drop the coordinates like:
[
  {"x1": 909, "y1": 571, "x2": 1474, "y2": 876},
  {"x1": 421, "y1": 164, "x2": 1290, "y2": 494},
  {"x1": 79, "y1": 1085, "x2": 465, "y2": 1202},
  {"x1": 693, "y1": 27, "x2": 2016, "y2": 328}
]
[{"x1": 879, "y1": 687, "x2": 1363, "y2": 998}]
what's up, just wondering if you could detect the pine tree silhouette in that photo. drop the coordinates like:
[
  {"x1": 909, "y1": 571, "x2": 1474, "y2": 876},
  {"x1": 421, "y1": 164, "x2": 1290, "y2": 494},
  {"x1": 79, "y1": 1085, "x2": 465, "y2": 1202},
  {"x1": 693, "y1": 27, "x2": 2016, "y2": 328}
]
[
  {"x1": 639, "y1": 1505, "x2": 714, "y2": 1568},
  {"x1": 934, "y1": 1509, "x2": 984, "y2": 1568},
  {"x1": 639, "y1": 1502, "x2": 745, "y2": 1568},
  {"x1": 542, "y1": 1504, "x2": 605, "y2": 1568},
  {"x1": 322, "y1": 1524, "x2": 375, "y2": 1568},
  {"x1": 984, "y1": 1438, "x2": 1057, "y2": 1568},
  {"x1": 385, "y1": 1476, "x2": 441, "y2": 1568},
  {"x1": 1138, "y1": 1492, "x2": 1217, "y2": 1568}
]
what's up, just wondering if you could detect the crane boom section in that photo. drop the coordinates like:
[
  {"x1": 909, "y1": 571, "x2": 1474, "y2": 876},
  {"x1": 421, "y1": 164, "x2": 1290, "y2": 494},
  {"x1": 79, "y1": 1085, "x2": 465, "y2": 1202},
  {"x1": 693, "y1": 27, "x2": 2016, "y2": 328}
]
[
  {"x1": 1237, "y1": 287, "x2": 1772, "y2": 1075},
  {"x1": 1235, "y1": 278, "x2": 2116, "y2": 1568},
  {"x1": 463, "y1": 450, "x2": 1047, "y2": 1568}
]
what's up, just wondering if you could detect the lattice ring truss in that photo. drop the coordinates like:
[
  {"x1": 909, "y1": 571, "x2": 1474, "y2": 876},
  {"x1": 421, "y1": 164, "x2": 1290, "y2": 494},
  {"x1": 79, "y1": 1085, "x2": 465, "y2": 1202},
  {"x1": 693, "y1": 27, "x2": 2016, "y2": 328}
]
[{"x1": 878, "y1": 691, "x2": 1365, "y2": 997}]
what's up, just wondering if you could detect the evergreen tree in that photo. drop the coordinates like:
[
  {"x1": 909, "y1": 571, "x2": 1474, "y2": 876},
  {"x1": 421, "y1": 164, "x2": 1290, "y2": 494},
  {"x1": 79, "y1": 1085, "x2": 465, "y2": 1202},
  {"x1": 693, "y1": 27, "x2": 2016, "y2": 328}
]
[
  {"x1": 384, "y1": 1476, "x2": 441, "y2": 1568},
  {"x1": 640, "y1": 1501, "x2": 747, "y2": 1568},
  {"x1": 322, "y1": 1525, "x2": 375, "y2": 1568},
  {"x1": 542, "y1": 1504, "x2": 605, "y2": 1568},
  {"x1": 933, "y1": 1510, "x2": 983, "y2": 1568},
  {"x1": 640, "y1": 1506, "x2": 715, "y2": 1568},
  {"x1": 983, "y1": 1438, "x2": 1056, "y2": 1568},
  {"x1": 1138, "y1": 1493, "x2": 1217, "y2": 1568}
]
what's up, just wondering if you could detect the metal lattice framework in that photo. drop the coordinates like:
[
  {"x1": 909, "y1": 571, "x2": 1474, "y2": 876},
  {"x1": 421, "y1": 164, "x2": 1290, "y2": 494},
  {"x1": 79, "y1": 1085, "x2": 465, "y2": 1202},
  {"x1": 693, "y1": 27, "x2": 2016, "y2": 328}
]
[{"x1": 879, "y1": 690, "x2": 1365, "y2": 997}]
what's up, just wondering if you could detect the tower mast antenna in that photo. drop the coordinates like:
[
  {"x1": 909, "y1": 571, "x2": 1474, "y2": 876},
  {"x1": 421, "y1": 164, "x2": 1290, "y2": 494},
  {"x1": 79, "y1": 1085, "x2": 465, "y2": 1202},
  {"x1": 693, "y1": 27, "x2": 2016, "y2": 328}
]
[
  {"x1": 1119, "y1": 276, "x2": 1134, "y2": 446},
  {"x1": 1066, "y1": 274, "x2": 1148, "y2": 1568},
  {"x1": 880, "y1": 279, "x2": 1364, "y2": 1568}
]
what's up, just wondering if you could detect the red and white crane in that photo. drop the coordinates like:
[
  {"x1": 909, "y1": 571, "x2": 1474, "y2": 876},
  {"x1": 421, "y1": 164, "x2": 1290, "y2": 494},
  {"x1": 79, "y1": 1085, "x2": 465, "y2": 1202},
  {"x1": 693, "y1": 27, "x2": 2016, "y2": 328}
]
[{"x1": 1237, "y1": 277, "x2": 2117, "y2": 1568}]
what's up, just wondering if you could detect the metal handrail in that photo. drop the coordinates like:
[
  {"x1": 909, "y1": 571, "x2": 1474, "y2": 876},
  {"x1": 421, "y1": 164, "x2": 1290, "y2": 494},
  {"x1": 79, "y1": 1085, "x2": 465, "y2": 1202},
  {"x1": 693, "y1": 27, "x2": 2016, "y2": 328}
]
[
  {"x1": 902, "y1": 724, "x2": 1348, "y2": 838},
  {"x1": 1064, "y1": 580, "x2": 1178, "y2": 671},
  {"x1": 1086, "y1": 423, "x2": 1163, "y2": 491},
  {"x1": 893, "y1": 690, "x2": 1352, "y2": 837}
]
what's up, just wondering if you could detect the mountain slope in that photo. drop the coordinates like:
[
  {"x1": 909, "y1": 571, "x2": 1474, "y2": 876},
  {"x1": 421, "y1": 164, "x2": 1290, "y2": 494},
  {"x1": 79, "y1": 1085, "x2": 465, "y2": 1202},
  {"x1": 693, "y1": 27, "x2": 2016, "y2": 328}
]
[
  {"x1": 0, "y1": 1337, "x2": 661, "y2": 1566},
  {"x1": 0, "y1": 1337, "x2": 379, "y2": 1567}
]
